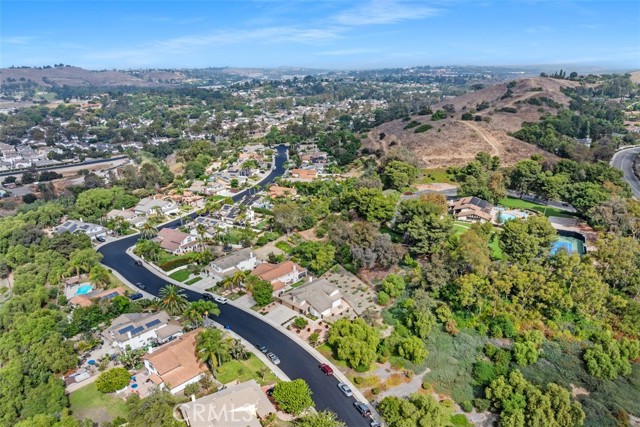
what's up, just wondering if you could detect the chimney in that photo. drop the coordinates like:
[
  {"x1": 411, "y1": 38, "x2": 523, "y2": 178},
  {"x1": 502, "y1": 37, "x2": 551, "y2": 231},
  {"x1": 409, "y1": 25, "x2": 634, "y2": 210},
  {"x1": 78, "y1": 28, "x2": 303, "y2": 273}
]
[{"x1": 127, "y1": 331, "x2": 132, "y2": 339}]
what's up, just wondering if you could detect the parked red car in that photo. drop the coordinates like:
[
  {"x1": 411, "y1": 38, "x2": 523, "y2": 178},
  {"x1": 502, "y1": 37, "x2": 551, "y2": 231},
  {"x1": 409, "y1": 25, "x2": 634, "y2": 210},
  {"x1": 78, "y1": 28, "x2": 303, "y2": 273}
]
[{"x1": 319, "y1": 363, "x2": 334, "y2": 375}]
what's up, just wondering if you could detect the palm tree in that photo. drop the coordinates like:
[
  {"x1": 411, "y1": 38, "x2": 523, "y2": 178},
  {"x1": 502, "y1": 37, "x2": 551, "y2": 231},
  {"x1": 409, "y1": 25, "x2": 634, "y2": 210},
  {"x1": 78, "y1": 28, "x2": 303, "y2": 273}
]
[
  {"x1": 140, "y1": 223, "x2": 158, "y2": 240},
  {"x1": 89, "y1": 265, "x2": 111, "y2": 289},
  {"x1": 228, "y1": 271, "x2": 247, "y2": 292},
  {"x1": 183, "y1": 300, "x2": 220, "y2": 327},
  {"x1": 158, "y1": 284, "x2": 188, "y2": 316},
  {"x1": 196, "y1": 223, "x2": 207, "y2": 251},
  {"x1": 196, "y1": 328, "x2": 230, "y2": 373},
  {"x1": 229, "y1": 339, "x2": 248, "y2": 361}
]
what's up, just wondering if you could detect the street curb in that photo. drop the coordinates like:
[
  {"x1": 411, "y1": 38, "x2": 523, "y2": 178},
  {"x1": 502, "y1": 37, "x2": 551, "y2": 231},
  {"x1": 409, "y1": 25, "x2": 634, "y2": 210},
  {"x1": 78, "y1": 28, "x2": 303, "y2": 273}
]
[{"x1": 124, "y1": 247, "x2": 379, "y2": 421}]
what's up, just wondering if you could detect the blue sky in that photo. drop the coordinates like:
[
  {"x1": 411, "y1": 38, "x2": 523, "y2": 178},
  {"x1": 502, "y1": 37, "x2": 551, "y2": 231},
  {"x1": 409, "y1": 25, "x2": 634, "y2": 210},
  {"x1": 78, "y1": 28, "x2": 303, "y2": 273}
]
[{"x1": 1, "y1": 0, "x2": 639, "y2": 70}]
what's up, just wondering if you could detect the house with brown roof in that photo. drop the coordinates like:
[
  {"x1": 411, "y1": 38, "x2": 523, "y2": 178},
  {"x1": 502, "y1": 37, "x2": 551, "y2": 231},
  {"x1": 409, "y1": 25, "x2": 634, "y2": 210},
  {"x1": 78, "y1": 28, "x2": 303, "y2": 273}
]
[
  {"x1": 142, "y1": 329, "x2": 208, "y2": 395},
  {"x1": 69, "y1": 287, "x2": 127, "y2": 308},
  {"x1": 251, "y1": 260, "x2": 307, "y2": 293},
  {"x1": 268, "y1": 185, "x2": 297, "y2": 199},
  {"x1": 448, "y1": 196, "x2": 494, "y2": 223},
  {"x1": 278, "y1": 278, "x2": 350, "y2": 319},
  {"x1": 289, "y1": 168, "x2": 318, "y2": 181},
  {"x1": 178, "y1": 380, "x2": 276, "y2": 427},
  {"x1": 155, "y1": 228, "x2": 198, "y2": 255}
]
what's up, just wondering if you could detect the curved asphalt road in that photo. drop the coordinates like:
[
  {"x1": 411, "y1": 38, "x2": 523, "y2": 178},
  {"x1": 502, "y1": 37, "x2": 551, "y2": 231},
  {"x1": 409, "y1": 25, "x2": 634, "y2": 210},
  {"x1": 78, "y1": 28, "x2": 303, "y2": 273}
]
[
  {"x1": 611, "y1": 146, "x2": 640, "y2": 198},
  {"x1": 98, "y1": 145, "x2": 372, "y2": 426}
]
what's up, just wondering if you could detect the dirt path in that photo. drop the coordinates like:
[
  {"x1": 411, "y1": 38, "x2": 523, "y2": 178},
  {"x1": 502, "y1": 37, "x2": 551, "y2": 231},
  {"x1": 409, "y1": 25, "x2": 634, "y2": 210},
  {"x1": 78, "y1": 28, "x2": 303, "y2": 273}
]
[{"x1": 457, "y1": 121, "x2": 500, "y2": 156}]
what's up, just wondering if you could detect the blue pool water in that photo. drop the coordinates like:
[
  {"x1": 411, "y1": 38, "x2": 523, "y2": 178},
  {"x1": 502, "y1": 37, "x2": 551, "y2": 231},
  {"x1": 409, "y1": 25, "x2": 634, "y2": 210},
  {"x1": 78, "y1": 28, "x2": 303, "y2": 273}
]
[
  {"x1": 551, "y1": 236, "x2": 585, "y2": 256},
  {"x1": 499, "y1": 213, "x2": 517, "y2": 223},
  {"x1": 75, "y1": 284, "x2": 93, "y2": 296}
]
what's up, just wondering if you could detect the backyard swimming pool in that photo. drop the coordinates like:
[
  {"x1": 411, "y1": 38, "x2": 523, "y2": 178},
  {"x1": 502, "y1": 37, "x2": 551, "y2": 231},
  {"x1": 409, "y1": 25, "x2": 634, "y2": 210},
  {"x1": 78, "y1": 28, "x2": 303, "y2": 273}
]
[{"x1": 74, "y1": 284, "x2": 93, "y2": 296}]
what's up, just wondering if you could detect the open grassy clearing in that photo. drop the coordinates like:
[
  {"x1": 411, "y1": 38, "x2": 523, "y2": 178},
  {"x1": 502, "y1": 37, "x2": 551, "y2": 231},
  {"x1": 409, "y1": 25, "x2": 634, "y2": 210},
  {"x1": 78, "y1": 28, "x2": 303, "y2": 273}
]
[
  {"x1": 216, "y1": 354, "x2": 280, "y2": 386},
  {"x1": 420, "y1": 168, "x2": 458, "y2": 184},
  {"x1": 69, "y1": 382, "x2": 128, "y2": 424},
  {"x1": 422, "y1": 326, "x2": 488, "y2": 404}
]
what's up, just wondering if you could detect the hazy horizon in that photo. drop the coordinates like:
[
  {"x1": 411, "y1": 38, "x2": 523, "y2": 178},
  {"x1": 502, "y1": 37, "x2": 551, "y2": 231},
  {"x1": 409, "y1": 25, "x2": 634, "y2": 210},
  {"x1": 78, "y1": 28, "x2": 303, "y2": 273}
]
[{"x1": 1, "y1": 0, "x2": 639, "y2": 70}]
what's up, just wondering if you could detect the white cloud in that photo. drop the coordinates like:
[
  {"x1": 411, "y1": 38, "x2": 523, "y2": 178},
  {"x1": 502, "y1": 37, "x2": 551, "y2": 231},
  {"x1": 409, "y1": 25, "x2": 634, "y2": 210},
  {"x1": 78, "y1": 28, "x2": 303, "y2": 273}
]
[
  {"x1": 3, "y1": 36, "x2": 35, "y2": 45},
  {"x1": 333, "y1": 0, "x2": 439, "y2": 26}
]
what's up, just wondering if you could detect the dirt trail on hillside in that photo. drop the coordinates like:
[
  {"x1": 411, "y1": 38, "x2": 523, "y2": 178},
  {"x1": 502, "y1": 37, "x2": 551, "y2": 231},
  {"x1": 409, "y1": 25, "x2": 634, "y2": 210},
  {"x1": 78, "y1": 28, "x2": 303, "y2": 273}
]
[{"x1": 457, "y1": 121, "x2": 500, "y2": 156}]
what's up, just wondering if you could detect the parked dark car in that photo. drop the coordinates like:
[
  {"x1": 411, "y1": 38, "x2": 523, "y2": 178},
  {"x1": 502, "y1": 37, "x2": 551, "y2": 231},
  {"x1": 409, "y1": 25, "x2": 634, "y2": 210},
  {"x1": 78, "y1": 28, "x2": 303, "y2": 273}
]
[
  {"x1": 129, "y1": 292, "x2": 143, "y2": 301},
  {"x1": 266, "y1": 387, "x2": 275, "y2": 396},
  {"x1": 96, "y1": 235, "x2": 106, "y2": 242},
  {"x1": 202, "y1": 292, "x2": 214, "y2": 300},
  {"x1": 354, "y1": 402, "x2": 371, "y2": 417},
  {"x1": 256, "y1": 344, "x2": 268, "y2": 353},
  {"x1": 134, "y1": 260, "x2": 143, "y2": 266}
]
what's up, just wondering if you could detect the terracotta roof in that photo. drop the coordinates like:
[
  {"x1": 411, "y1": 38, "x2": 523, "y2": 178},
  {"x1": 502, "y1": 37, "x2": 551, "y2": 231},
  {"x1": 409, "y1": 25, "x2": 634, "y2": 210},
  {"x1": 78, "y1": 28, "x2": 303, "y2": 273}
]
[
  {"x1": 156, "y1": 228, "x2": 191, "y2": 251},
  {"x1": 268, "y1": 185, "x2": 297, "y2": 198},
  {"x1": 252, "y1": 261, "x2": 305, "y2": 283},
  {"x1": 142, "y1": 329, "x2": 208, "y2": 389},
  {"x1": 291, "y1": 169, "x2": 317, "y2": 179}
]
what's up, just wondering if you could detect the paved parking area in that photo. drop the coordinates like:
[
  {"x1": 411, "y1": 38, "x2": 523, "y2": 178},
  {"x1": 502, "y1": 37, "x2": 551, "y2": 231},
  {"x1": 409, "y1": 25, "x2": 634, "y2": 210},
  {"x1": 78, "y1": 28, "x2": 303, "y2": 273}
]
[{"x1": 263, "y1": 305, "x2": 299, "y2": 326}]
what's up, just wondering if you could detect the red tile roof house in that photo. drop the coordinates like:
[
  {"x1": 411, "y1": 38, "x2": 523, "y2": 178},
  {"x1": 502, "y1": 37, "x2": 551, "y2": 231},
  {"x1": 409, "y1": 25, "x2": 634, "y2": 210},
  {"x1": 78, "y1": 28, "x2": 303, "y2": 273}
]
[
  {"x1": 155, "y1": 228, "x2": 198, "y2": 255},
  {"x1": 142, "y1": 329, "x2": 208, "y2": 395},
  {"x1": 289, "y1": 169, "x2": 318, "y2": 181},
  {"x1": 251, "y1": 260, "x2": 307, "y2": 294}
]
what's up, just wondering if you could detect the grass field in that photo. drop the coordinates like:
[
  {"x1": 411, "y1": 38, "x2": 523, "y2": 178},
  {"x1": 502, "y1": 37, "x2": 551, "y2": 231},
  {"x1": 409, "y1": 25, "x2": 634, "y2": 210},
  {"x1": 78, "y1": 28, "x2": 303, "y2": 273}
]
[
  {"x1": 216, "y1": 354, "x2": 280, "y2": 386},
  {"x1": 422, "y1": 326, "x2": 488, "y2": 404},
  {"x1": 421, "y1": 168, "x2": 457, "y2": 184},
  {"x1": 169, "y1": 269, "x2": 191, "y2": 282},
  {"x1": 70, "y1": 382, "x2": 128, "y2": 424},
  {"x1": 498, "y1": 197, "x2": 577, "y2": 218},
  {"x1": 452, "y1": 221, "x2": 503, "y2": 259}
]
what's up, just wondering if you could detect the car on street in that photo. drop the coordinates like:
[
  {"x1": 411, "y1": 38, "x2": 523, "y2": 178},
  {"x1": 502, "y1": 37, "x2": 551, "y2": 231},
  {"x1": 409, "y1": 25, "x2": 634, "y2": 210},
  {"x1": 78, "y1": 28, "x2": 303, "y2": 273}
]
[
  {"x1": 267, "y1": 352, "x2": 281, "y2": 365},
  {"x1": 319, "y1": 363, "x2": 334, "y2": 375},
  {"x1": 202, "y1": 292, "x2": 214, "y2": 300},
  {"x1": 337, "y1": 382, "x2": 353, "y2": 397},
  {"x1": 354, "y1": 402, "x2": 371, "y2": 417},
  {"x1": 214, "y1": 296, "x2": 228, "y2": 304},
  {"x1": 134, "y1": 260, "x2": 143, "y2": 266},
  {"x1": 135, "y1": 282, "x2": 146, "y2": 290},
  {"x1": 129, "y1": 292, "x2": 143, "y2": 301},
  {"x1": 256, "y1": 344, "x2": 268, "y2": 353},
  {"x1": 370, "y1": 422, "x2": 381, "y2": 427},
  {"x1": 96, "y1": 235, "x2": 106, "y2": 243}
]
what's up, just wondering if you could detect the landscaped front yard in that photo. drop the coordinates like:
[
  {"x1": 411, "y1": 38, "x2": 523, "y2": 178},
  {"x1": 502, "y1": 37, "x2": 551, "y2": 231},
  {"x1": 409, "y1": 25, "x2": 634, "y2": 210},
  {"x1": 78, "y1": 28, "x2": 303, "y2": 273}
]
[
  {"x1": 70, "y1": 382, "x2": 129, "y2": 424},
  {"x1": 169, "y1": 268, "x2": 191, "y2": 282},
  {"x1": 215, "y1": 354, "x2": 280, "y2": 386}
]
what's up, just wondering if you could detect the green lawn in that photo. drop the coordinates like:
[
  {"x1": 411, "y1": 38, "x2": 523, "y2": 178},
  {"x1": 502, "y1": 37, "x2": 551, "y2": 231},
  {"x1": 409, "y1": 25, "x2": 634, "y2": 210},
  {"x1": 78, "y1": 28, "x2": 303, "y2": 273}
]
[
  {"x1": 169, "y1": 269, "x2": 191, "y2": 282},
  {"x1": 452, "y1": 221, "x2": 503, "y2": 259},
  {"x1": 184, "y1": 276, "x2": 202, "y2": 285},
  {"x1": 421, "y1": 168, "x2": 457, "y2": 184},
  {"x1": 216, "y1": 354, "x2": 280, "y2": 386},
  {"x1": 69, "y1": 381, "x2": 128, "y2": 423},
  {"x1": 452, "y1": 221, "x2": 471, "y2": 236},
  {"x1": 498, "y1": 197, "x2": 577, "y2": 218}
]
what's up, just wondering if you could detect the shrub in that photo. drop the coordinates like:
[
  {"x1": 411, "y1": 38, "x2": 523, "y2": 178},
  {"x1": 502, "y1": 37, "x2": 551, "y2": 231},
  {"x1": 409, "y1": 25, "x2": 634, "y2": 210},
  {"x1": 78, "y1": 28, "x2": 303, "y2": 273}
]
[
  {"x1": 432, "y1": 110, "x2": 447, "y2": 121},
  {"x1": 272, "y1": 379, "x2": 314, "y2": 415},
  {"x1": 415, "y1": 124, "x2": 433, "y2": 133},
  {"x1": 473, "y1": 398, "x2": 491, "y2": 412},
  {"x1": 499, "y1": 107, "x2": 518, "y2": 113},
  {"x1": 461, "y1": 112, "x2": 474, "y2": 121},
  {"x1": 160, "y1": 256, "x2": 194, "y2": 271},
  {"x1": 460, "y1": 400, "x2": 473, "y2": 413},
  {"x1": 293, "y1": 317, "x2": 308, "y2": 329},
  {"x1": 96, "y1": 368, "x2": 130, "y2": 393},
  {"x1": 403, "y1": 120, "x2": 421, "y2": 130},
  {"x1": 472, "y1": 360, "x2": 497, "y2": 386},
  {"x1": 377, "y1": 291, "x2": 390, "y2": 305}
]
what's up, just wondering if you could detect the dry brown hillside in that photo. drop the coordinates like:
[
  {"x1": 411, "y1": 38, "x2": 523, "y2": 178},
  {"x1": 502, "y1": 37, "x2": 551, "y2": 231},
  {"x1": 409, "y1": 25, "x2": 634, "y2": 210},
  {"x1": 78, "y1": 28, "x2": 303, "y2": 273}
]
[
  {"x1": 364, "y1": 77, "x2": 583, "y2": 167},
  {"x1": 0, "y1": 66, "x2": 182, "y2": 87}
]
